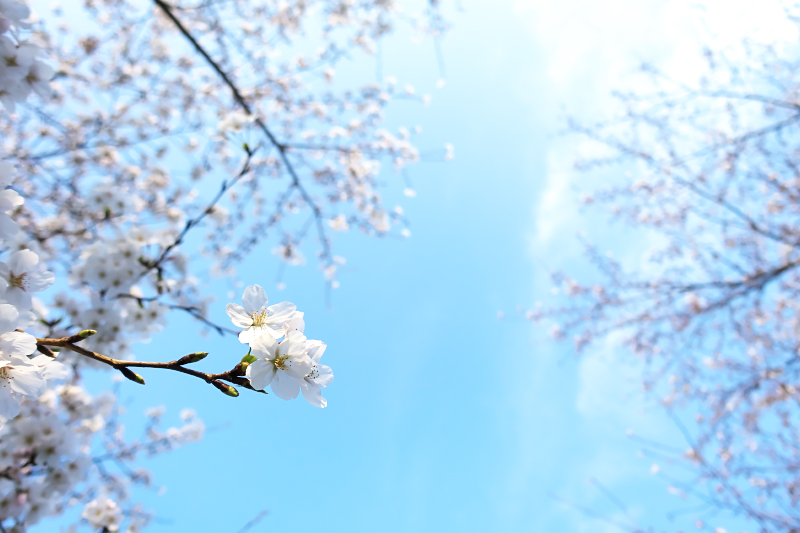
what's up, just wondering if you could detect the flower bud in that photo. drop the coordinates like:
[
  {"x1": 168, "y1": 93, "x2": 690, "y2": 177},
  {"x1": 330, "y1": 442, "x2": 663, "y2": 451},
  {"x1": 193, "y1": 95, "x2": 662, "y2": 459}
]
[
  {"x1": 119, "y1": 367, "x2": 145, "y2": 385},
  {"x1": 176, "y1": 352, "x2": 208, "y2": 365},
  {"x1": 37, "y1": 345, "x2": 56, "y2": 358},
  {"x1": 78, "y1": 329, "x2": 97, "y2": 338},
  {"x1": 211, "y1": 380, "x2": 239, "y2": 397}
]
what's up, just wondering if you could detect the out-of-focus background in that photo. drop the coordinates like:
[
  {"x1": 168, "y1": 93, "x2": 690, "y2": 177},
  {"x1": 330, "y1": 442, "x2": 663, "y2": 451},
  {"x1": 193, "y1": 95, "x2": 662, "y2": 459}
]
[{"x1": 31, "y1": 0, "x2": 788, "y2": 531}]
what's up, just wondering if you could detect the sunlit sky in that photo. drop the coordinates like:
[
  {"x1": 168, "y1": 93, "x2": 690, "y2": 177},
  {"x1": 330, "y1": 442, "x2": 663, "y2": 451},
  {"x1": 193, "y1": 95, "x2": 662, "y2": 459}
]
[{"x1": 31, "y1": 0, "x2": 793, "y2": 531}]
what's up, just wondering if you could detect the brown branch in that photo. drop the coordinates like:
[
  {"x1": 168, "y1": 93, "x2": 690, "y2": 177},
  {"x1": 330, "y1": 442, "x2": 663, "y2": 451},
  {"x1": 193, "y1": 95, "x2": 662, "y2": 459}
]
[{"x1": 35, "y1": 335, "x2": 264, "y2": 397}]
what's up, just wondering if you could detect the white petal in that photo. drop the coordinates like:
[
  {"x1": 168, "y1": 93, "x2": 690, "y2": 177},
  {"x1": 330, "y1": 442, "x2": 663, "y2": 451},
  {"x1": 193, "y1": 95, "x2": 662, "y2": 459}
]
[
  {"x1": 284, "y1": 315, "x2": 305, "y2": 335},
  {"x1": 279, "y1": 331, "x2": 307, "y2": 358},
  {"x1": 0, "y1": 331, "x2": 36, "y2": 357},
  {"x1": 225, "y1": 303, "x2": 252, "y2": 328},
  {"x1": 307, "y1": 341, "x2": 327, "y2": 364},
  {"x1": 38, "y1": 358, "x2": 69, "y2": 382},
  {"x1": 267, "y1": 301, "x2": 296, "y2": 320},
  {"x1": 264, "y1": 321, "x2": 288, "y2": 339},
  {"x1": 246, "y1": 359, "x2": 276, "y2": 390},
  {"x1": 238, "y1": 327, "x2": 257, "y2": 344},
  {"x1": 24, "y1": 270, "x2": 54, "y2": 292},
  {"x1": 8, "y1": 363, "x2": 44, "y2": 397},
  {"x1": 312, "y1": 364, "x2": 334, "y2": 388},
  {"x1": 0, "y1": 304, "x2": 19, "y2": 334},
  {"x1": 4, "y1": 288, "x2": 32, "y2": 310},
  {"x1": 284, "y1": 354, "x2": 312, "y2": 379},
  {"x1": 0, "y1": 189, "x2": 23, "y2": 211},
  {"x1": 270, "y1": 371, "x2": 300, "y2": 400},
  {"x1": 242, "y1": 284, "x2": 268, "y2": 315},
  {"x1": 249, "y1": 333, "x2": 278, "y2": 358},
  {"x1": 0, "y1": 391, "x2": 21, "y2": 419},
  {"x1": 300, "y1": 380, "x2": 326, "y2": 408},
  {"x1": 0, "y1": 214, "x2": 18, "y2": 240},
  {"x1": 7, "y1": 249, "x2": 37, "y2": 274}
]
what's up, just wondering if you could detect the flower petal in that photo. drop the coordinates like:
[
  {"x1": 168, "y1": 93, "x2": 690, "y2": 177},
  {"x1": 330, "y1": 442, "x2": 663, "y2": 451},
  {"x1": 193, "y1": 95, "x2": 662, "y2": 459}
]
[
  {"x1": 284, "y1": 314, "x2": 305, "y2": 335},
  {"x1": 279, "y1": 331, "x2": 307, "y2": 358},
  {"x1": 0, "y1": 331, "x2": 36, "y2": 357},
  {"x1": 284, "y1": 354, "x2": 312, "y2": 379},
  {"x1": 246, "y1": 359, "x2": 276, "y2": 391},
  {"x1": 7, "y1": 362, "x2": 44, "y2": 398},
  {"x1": 300, "y1": 380, "x2": 326, "y2": 408},
  {"x1": 267, "y1": 301, "x2": 296, "y2": 320},
  {"x1": 4, "y1": 288, "x2": 31, "y2": 310},
  {"x1": 307, "y1": 340, "x2": 327, "y2": 364},
  {"x1": 0, "y1": 392, "x2": 21, "y2": 419},
  {"x1": 0, "y1": 214, "x2": 18, "y2": 241},
  {"x1": 241, "y1": 284, "x2": 268, "y2": 315},
  {"x1": 249, "y1": 333, "x2": 278, "y2": 359},
  {"x1": 0, "y1": 304, "x2": 19, "y2": 335},
  {"x1": 270, "y1": 371, "x2": 300, "y2": 400},
  {"x1": 225, "y1": 303, "x2": 252, "y2": 328},
  {"x1": 7, "y1": 249, "x2": 37, "y2": 274},
  {"x1": 312, "y1": 364, "x2": 334, "y2": 388},
  {"x1": 24, "y1": 270, "x2": 54, "y2": 292}
]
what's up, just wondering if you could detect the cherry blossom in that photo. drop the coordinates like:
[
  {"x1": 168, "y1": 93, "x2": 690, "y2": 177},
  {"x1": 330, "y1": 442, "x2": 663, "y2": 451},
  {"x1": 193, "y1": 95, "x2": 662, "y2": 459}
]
[
  {"x1": 0, "y1": 250, "x2": 54, "y2": 309},
  {"x1": 82, "y1": 495, "x2": 123, "y2": 532},
  {"x1": 299, "y1": 340, "x2": 333, "y2": 408},
  {"x1": 246, "y1": 331, "x2": 313, "y2": 400},
  {"x1": 226, "y1": 285, "x2": 296, "y2": 343}
]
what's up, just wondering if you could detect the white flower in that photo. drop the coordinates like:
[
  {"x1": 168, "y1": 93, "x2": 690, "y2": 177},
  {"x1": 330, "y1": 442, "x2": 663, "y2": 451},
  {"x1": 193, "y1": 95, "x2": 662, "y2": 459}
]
[
  {"x1": 218, "y1": 111, "x2": 254, "y2": 134},
  {"x1": 0, "y1": 162, "x2": 22, "y2": 240},
  {"x1": 299, "y1": 340, "x2": 333, "y2": 408},
  {"x1": 0, "y1": 353, "x2": 46, "y2": 419},
  {"x1": 246, "y1": 330, "x2": 312, "y2": 400},
  {"x1": 0, "y1": 250, "x2": 55, "y2": 310},
  {"x1": 225, "y1": 284, "x2": 296, "y2": 343},
  {"x1": 0, "y1": 302, "x2": 33, "y2": 335},
  {"x1": 82, "y1": 495, "x2": 123, "y2": 532},
  {"x1": 30, "y1": 355, "x2": 69, "y2": 386}
]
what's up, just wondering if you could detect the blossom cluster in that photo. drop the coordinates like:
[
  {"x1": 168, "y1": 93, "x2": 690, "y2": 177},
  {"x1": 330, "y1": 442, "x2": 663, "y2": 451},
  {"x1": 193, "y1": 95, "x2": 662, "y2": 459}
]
[
  {"x1": 0, "y1": 0, "x2": 446, "y2": 528},
  {"x1": 0, "y1": 0, "x2": 53, "y2": 111},
  {"x1": 0, "y1": 385, "x2": 204, "y2": 530},
  {"x1": 227, "y1": 285, "x2": 333, "y2": 407}
]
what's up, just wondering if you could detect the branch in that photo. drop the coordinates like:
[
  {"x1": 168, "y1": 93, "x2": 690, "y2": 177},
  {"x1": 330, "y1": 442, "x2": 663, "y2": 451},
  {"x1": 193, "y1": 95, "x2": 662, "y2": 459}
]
[
  {"x1": 143, "y1": 144, "x2": 257, "y2": 277},
  {"x1": 152, "y1": 0, "x2": 333, "y2": 265},
  {"x1": 115, "y1": 294, "x2": 239, "y2": 336},
  {"x1": 35, "y1": 334, "x2": 263, "y2": 397}
]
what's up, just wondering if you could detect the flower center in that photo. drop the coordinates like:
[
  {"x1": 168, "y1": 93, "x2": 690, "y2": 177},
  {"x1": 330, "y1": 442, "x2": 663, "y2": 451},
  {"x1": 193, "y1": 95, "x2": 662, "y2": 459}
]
[
  {"x1": 251, "y1": 308, "x2": 270, "y2": 326},
  {"x1": 0, "y1": 367, "x2": 8, "y2": 380},
  {"x1": 9, "y1": 271, "x2": 28, "y2": 291},
  {"x1": 273, "y1": 355, "x2": 288, "y2": 370}
]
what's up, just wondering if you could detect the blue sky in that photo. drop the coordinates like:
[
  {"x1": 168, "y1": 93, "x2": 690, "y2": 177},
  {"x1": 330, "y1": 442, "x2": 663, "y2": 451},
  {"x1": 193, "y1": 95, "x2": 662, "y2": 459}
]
[{"x1": 32, "y1": 0, "x2": 794, "y2": 531}]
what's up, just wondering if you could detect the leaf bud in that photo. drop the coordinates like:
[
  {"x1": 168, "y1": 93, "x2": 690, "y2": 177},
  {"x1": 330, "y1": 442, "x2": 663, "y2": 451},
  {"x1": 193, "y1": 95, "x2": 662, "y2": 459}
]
[
  {"x1": 211, "y1": 380, "x2": 239, "y2": 397},
  {"x1": 119, "y1": 367, "x2": 145, "y2": 385},
  {"x1": 78, "y1": 329, "x2": 97, "y2": 338},
  {"x1": 177, "y1": 352, "x2": 209, "y2": 365}
]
